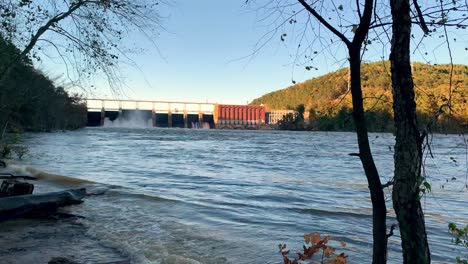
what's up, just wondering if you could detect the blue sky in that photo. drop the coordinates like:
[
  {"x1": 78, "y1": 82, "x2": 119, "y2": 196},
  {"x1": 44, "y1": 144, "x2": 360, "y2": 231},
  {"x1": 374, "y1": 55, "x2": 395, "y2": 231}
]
[
  {"x1": 101, "y1": 0, "x2": 319, "y2": 104},
  {"x1": 38, "y1": 0, "x2": 468, "y2": 104}
]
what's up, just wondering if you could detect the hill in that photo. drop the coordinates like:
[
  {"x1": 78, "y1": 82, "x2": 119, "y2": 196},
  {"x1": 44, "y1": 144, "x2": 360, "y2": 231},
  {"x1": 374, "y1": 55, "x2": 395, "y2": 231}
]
[
  {"x1": 251, "y1": 61, "x2": 468, "y2": 132},
  {"x1": 0, "y1": 36, "x2": 87, "y2": 133}
]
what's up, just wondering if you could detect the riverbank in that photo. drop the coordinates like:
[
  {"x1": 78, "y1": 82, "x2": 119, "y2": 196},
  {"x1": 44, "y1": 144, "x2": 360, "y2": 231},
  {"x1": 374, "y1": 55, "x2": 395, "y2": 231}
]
[
  {"x1": 0, "y1": 215, "x2": 129, "y2": 264},
  {"x1": 0, "y1": 162, "x2": 223, "y2": 264},
  {"x1": 0, "y1": 164, "x2": 129, "y2": 264}
]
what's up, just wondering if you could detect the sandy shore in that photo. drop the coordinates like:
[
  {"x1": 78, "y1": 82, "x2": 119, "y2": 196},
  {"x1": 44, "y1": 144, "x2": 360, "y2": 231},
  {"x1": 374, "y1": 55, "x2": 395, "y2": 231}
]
[{"x1": 0, "y1": 164, "x2": 130, "y2": 264}]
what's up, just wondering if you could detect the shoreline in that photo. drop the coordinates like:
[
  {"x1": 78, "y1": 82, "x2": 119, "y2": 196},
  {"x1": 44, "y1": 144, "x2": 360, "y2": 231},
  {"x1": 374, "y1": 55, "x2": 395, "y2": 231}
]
[
  {"x1": 0, "y1": 214, "x2": 129, "y2": 264},
  {"x1": 0, "y1": 164, "x2": 129, "y2": 264}
]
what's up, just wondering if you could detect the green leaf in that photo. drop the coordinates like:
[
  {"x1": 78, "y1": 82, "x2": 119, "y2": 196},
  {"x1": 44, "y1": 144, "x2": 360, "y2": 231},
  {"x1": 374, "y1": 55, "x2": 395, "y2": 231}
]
[
  {"x1": 423, "y1": 182, "x2": 432, "y2": 192},
  {"x1": 449, "y1": 223, "x2": 457, "y2": 230}
]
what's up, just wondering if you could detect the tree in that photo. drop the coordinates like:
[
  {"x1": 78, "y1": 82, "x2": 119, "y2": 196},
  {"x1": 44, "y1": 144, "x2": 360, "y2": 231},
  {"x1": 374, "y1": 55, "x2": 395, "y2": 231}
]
[
  {"x1": 0, "y1": 37, "x2": 87, "y2": 134},
  {"x1": 389, "y1": 0, "x2": 430, "y2": 262},
  {"x1": 0, "y1": 0, "x2": 164, "y2": 135},
  {"x1": 301, "y1": 2, "x2": 389, "y2": 262},
  {"x1": 247, "y1": 0, "x2": 467, "y2": 263},
  {"x1": 277, "y1": 112, "x2": 297, "y2": 130},
  {"x1": 388, "y1": 0, "x2": 467, "y2": 262},
  {"x1": 0, "y1": 0, "x2": 162, "y2": 83},
  {"x1": 247, "y1": 1, "x2": 388, "y2": 262},
  {"x1": 277, "y1": 105, "x2": 307, "y2": 130},
  {"x1": 295, "y1": 104, "x2": 305, "y2": 121}
]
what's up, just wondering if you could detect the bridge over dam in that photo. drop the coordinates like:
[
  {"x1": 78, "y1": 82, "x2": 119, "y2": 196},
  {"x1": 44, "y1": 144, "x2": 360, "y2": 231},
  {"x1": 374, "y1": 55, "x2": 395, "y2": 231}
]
[{"x1": 86, "y1": 98, "x2": 295, "y2": 129}]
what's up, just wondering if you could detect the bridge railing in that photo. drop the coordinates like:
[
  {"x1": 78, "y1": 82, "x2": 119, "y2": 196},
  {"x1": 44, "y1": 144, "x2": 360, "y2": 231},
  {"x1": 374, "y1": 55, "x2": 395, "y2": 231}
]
[{"x1": 85, "y1": 98, "x2": 216, "y2": 114}]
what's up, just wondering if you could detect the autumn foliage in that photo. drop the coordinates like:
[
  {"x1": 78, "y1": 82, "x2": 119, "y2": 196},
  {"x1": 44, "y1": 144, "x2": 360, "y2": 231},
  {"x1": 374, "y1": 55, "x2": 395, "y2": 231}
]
[
  {"x1": 279, "y1": 233, "x2": 347, "y2": 264},
  {"x1": 252, "y1": 62, "x2": 468, "y2": 133}
]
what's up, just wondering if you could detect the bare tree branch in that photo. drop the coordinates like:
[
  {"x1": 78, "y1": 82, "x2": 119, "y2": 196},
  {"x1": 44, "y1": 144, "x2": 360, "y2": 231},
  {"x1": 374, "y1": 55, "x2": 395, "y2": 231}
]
[
  {"x1": 297, "y1": 0, "x2": 352, "y2": 46},
  {"x1": 413, "y1": 0, "x2": 430, "y2": 34}
]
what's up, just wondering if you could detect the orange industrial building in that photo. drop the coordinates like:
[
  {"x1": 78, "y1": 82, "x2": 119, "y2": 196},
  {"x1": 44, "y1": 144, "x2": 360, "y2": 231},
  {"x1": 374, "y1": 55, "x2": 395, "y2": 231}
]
[{"x1": 214, "y1": 104, "x2": 265, "y2": 126}]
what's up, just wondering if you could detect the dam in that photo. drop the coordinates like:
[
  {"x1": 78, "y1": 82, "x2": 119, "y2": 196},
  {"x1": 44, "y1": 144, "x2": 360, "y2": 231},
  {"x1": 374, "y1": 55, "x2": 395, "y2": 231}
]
[
  {"x1": 86, "y1": 99, "x2": 216, "y2": 128},
  {"x1": 86, "y1": 98, "x2": 295, "y2": 128}
]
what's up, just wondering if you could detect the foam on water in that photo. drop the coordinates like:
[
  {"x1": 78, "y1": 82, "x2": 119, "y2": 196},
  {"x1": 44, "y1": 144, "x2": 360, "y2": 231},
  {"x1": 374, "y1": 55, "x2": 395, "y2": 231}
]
[
  {"x1": 70, "y1": 188, "x2": 233, "y2": 264},
  {"x1": 0, "y1": 161, "x2": 35, "y2": 177},
  {"x1": 27, "y1": 167, "x2": 94, "y2": 185},
  {"x1": 1, "y1": 161, "x2": 94, "y2": 186}
]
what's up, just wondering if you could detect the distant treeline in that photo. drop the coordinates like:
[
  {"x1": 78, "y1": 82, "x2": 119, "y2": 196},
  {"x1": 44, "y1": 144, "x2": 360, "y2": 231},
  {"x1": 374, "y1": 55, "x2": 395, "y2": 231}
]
[
  {"x1": 0, "y1": 36, "x2": 87, "y2": 133},
  {"x1": 252, "y1": 61, "x2": 468, "y2": 133}
]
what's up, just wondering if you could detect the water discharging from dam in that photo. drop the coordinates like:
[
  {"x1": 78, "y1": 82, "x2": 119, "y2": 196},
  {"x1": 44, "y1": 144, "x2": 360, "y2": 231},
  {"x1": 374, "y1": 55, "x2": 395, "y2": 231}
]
[
  {"x1": 100, "y1": 109, "x2": 212, "y2": 128},
  {"x1": 103, "y1": 110, "x2": 152, "y2": 128},
  {"x1": 191, "y1": 122, "x2": 211, "y2": 129}
]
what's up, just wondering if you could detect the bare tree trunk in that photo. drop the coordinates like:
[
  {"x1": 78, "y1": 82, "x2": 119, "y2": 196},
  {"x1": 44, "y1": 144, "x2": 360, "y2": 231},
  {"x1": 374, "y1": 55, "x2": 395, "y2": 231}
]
[
  {"x1": 348, "y1": 48, "x2": 388, "y2": 264},
  {"x1": 296, "y1": 1, "x2": 388, "y2": 261},
  {"x1": 389, "y1": 0, "x2": 431, "y2": 262}
]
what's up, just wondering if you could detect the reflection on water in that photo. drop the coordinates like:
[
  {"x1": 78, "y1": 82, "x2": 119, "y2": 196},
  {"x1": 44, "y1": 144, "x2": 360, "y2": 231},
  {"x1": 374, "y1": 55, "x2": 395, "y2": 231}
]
[{"x1": 19, "y1": 128, "x2": 468, "y2": 263}]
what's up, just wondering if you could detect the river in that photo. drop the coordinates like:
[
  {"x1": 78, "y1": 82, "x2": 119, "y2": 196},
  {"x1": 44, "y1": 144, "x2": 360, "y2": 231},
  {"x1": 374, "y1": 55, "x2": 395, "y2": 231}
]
[{"x1": 19, "y1": 128, "x2": 468, "y2": 263}]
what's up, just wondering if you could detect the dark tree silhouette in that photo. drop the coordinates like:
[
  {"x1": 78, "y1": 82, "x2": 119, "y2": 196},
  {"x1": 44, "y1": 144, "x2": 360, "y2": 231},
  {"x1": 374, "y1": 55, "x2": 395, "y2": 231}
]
[{"x1": 0, "y1": 0, "x2": 164, "y2": 137}]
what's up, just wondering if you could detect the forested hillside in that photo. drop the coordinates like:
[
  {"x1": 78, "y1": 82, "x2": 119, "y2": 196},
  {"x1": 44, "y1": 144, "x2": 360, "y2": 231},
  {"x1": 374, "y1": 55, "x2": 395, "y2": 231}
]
[
  {"x1": 251, "y1": 61, "x2": 468, "y2": 132},
  {"x1": 0, "y1": 36, "x2": 87, "y2": 133}
]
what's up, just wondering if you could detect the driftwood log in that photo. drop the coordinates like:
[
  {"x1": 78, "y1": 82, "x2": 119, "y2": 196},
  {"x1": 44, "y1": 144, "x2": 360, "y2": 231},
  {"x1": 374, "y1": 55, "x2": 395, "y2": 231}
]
[
  {"x1": 0, "y1": 174, "x2": 38, "y2": 180},
  {"x1": 0, "y1": 173, "x2": 38, "y2": 197},
  {"x1": 0, "y1": 180, "x2": 34, "y2": 197},
  {"x1": 0, "y1": 188, "x2": 86, "y2": 221}
]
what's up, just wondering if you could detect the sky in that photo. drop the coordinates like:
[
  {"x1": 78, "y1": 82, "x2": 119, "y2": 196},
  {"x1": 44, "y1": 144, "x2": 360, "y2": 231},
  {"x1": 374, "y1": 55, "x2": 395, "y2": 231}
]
[
  {"x1": 93, "y1": 0, "x2": 322, "y2": 104},
  {"x1": 37, "y1": 0, "x2": 468, "y2": 105}
]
